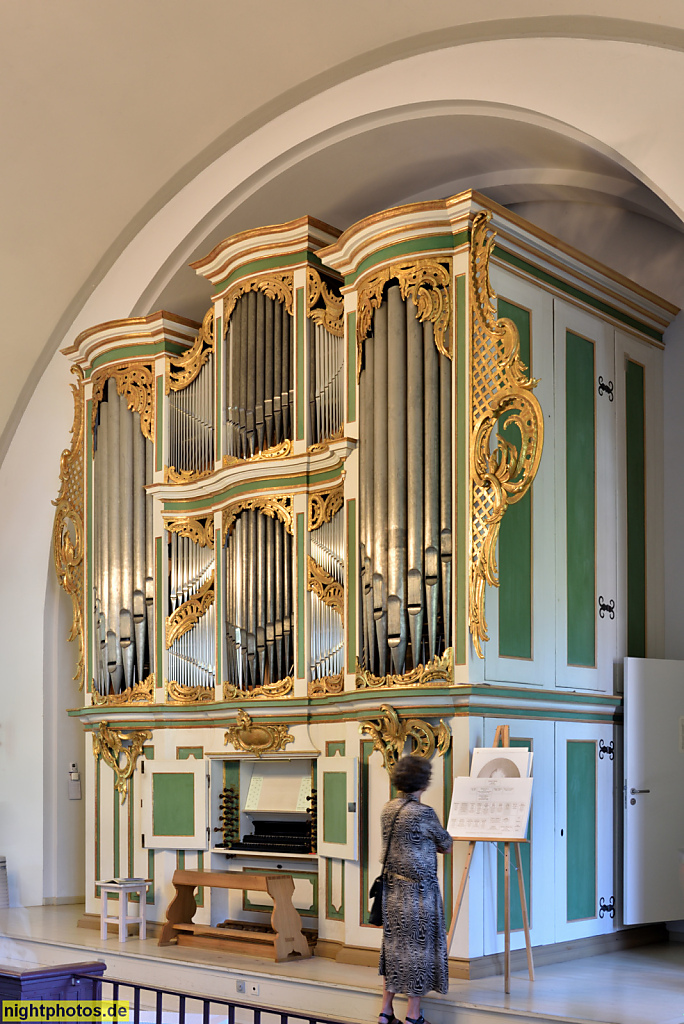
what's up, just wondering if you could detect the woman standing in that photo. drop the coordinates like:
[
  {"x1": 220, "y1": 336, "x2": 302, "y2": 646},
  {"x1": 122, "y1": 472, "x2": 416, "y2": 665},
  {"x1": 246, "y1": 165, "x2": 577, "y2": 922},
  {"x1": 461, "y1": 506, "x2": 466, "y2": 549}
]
[{"x1": 377, "y1": 755, "x2": 452, "y2": 1024}]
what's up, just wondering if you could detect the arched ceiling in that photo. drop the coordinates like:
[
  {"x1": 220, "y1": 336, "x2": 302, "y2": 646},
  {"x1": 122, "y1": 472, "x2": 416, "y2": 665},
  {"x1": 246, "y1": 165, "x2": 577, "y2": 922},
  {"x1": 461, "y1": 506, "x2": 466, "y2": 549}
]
[{"x1": 4, "y1": 1, "x2": 684, "y2": 463}]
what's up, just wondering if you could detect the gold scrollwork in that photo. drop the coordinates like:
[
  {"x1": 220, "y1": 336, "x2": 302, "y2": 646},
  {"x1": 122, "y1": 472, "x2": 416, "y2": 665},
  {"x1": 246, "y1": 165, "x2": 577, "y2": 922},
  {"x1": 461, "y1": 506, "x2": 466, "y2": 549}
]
[
  {"x1": 308, "y1": 670, "x2": 344, "y2": 697},
  {"x1": 91, "y1": 362, "x2": 155, "y2": 442},
  {"x1": 92, "y1": 722, "x2": 151, "y2": 803},
  {"x1": 308, "y1": 484, "x2": 344, "y2": 532},
  {"x1": 359, "y1": 704, "x2": 451, "y2": 771},
  {"x1": 166, "y1": 306, "x2": 214, "y2": 394},
  {"x1": 165, "y1": 573, "x2": 215, "y2": 649},
  {"x1": 224, "y1": 708, "x2": 295, "y2": 757},
  {"x1": 307, "y1": 268, "x2": 344, "y2": 337},
  {"x1": 222, "y1": 438, "x2": 294, "y2": 468},
  {"x1": 165, "y1": 465, "x2": 214, "y2": 485},
  {"x1": 222, "y1": 272, "x2": 294, "y2": 327},
  {"x1": 165, "y1": 679, "x2": 215, "y2": 704},
  {"x1": 91, "y1": 674, "x2": 155, "y2": 706},
  {"x1": 307, "y1": 556, "x2": 344, "y2": 622},
  {"x1": 355, "y1": 648, "x2": 453, "y2": 689},
  {"x1": 164, "y1": 515, "x2": 214, "y2": 549},
  {"x1": 223, "y1": 675, "x2": 294, "y2": 701},
  {"x1": 469, "y1": 212, "x2": 544, "y2": 659},
  {"x1": 356, "y1": 258, "x2": 452, "y2": 380},
  {"x1": 52, "y1": 366, "x2": 85, "y2": 688},
  {"x1": 222, "y1": 495, "x2": 293, "y2": 543}
]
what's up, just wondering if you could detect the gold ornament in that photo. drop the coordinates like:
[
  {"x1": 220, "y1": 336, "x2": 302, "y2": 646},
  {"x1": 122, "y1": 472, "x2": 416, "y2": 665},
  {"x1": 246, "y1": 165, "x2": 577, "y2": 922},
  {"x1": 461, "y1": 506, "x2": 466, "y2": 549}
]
[
  {"x1": 308, "y1": 670, "x2": 344, "y2": 697},
  {"x1": 222, "y1": 438, "x2": 293, "y2": 468},
  {"x1": 223, "y1": 676, "x2": 294, "y2": 700},
  {"x1": 359, "y1": 704, "x2": 451, "y2": 771},
  {"x1": 307, "y1": 268, "x2": 344, "y2": 337},
  {"x1": 52, "y1": 366, "x2": 85, "y2": 688},
  {"x1": 355, "y1": 648, "x2": 453, "y2": 689},
  {"x1": 92, "y1": 722, "x2": 151, "y2": 803},
  {"x1": 166, "y1": 306, "x2": 214, "y2": 394},
  {"x1": 222, "y1": 495, "x2": 293, "y2": 543},
  {"x1": 91, "y1": 362, "x2": 155, "y2": 442},
  {"x1": 308, "y1": 484, "x2": 344, "y2": 532},
  {"x1": 165, "y1": 465, "x2": 214, "y2": 485},
  {"x1": 307, "y1": 556, "x2": 344, "y2": 622},
  {"x1": 469, "y1": 211, "x2": 544, "y2": 658},
  {"x1": 222, "y1": 272, "x2": 294, "y2": 324},
  {"x1": 165, "y1": 573, "x2": 215, "y2": 649},
  {"x1": 165, "y1": 680, "x2": 215, "y2": 704},
  {"x1": 164, "y1": 515, "x2": 214, "y2": 548},
  {"x1": 91, "y1": 674, "x2": 155, "y2": 706},
  {"x1": 224, "y1": 709, "x2": 295, "y2": 757}
]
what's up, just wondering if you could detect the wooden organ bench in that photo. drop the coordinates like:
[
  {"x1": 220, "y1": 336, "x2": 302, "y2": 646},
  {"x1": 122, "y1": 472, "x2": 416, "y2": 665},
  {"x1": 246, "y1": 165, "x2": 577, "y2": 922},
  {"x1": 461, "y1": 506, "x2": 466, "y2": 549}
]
[{"x1": 158, "y1": 869, "x2": 313, "y2": 962}]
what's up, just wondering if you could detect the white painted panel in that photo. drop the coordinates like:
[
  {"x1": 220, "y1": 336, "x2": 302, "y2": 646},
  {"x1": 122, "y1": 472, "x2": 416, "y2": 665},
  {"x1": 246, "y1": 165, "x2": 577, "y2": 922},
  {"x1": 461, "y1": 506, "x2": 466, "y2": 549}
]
[
  {"x1": 624, "y1": 657, "x2": 684, "y2": 924},
  {"x1": 485, "y1": 266, "x2": 555, "y2": 686},
  {"x1": 554, "y1": 300, "x2": 617, "y2": 692},
  {"x1": 316, "y1": 756, "x2": 358, "y2": 860}
]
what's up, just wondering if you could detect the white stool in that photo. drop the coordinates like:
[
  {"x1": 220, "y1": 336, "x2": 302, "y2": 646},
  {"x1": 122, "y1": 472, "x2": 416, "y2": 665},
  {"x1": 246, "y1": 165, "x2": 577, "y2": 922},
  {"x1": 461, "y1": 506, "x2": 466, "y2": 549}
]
[{"x1": 96, "y1": 879, "x2": 150, "y2": 942}]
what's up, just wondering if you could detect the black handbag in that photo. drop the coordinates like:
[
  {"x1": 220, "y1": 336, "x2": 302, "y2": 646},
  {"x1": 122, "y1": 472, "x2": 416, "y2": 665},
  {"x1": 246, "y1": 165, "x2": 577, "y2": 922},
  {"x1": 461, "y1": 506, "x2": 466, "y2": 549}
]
[{"x1": 368, "y1": 801, "x2": 407, "y2": 927}]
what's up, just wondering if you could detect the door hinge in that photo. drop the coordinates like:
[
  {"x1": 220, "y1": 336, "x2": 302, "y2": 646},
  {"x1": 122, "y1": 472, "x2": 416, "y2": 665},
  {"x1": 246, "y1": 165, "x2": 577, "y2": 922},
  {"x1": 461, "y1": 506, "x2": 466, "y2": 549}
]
[
  {"x1": 598, "y1": 739, "x2": 614, "y2": 760},
  {"x1": 140, "y1": 761, "x2": 145, "y2": 774},
  {"x1": 599, "y1": 896, "x2": 615, "y2": 919},
  {"x1": 207, "y1": 826, "x2": 211, "y2": 845},
  {"x1": 598, "y1": 597, "x2": 615, "y2": 619},
  {"x1": 141, "y1": 833, "x2": 145, "y2": 847},
  {"x1": 598, "y1": 377, "x2": 614, "y2": 401}
]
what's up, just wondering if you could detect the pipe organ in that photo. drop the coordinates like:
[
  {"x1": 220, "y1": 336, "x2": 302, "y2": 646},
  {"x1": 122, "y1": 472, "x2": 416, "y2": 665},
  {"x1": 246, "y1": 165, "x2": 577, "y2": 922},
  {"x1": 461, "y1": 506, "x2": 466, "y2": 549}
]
[{"x1": 55, "y1": 193, "x2": 674, "y2": 966}]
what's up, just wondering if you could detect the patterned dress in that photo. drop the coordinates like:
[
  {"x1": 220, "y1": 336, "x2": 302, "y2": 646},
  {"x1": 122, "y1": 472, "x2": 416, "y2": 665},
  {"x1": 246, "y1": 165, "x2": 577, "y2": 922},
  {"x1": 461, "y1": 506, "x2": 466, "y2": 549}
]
[{"x1": 378, "y1": 795, "x2": 452, "y2": 996}]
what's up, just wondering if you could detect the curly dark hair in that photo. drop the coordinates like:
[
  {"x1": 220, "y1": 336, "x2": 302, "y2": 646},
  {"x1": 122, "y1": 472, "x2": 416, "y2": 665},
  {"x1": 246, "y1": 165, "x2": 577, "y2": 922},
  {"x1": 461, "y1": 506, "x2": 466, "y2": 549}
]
[{"x1": 391, "y1": 754, "x2": 432, "y2": 794}]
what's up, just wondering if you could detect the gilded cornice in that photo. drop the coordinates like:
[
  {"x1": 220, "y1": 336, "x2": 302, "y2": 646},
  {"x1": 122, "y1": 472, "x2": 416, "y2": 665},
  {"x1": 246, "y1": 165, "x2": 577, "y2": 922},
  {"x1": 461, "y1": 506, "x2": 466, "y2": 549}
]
[
  {"x1": 165, "y1": 573, "x2": 215, "y2": 649},
  {"x1": 166, "y1": 306, "x2": 214, "y2": 394},
  {"x1": 90, "y1": 361, "x2": 155, "y2": 442},
  {"x1": 355, "y1": 648, "x2": 453, "y2": 690}
]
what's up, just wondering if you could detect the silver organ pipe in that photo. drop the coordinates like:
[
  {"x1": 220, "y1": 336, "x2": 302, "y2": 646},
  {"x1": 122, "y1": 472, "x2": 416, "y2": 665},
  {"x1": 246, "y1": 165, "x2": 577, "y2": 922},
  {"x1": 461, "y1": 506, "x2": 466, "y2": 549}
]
[
  {"x1": 310, "y1": 508, "x2": 344, "y2": 680},
  {"x1": 309, "y1": 323, "x2": 344, "y2": 444},
  {"x1": 167, "y1": 530, "x2": 215, "y2": 688},
  {"x1": 359, "y1": 287, "x2": 452, "y2": 676},
  {"x1": 92, "y1": 378, "x2": 154, "y2": 694},
  {"x1": 225, "y1": 293, "x2": 293, "y2": 458},
  {"x1": 168, "y1": 352, "x2": 215, "y2": 475},
  {"x1": 224, "y1": 509, "x2": 293, "y2": 690}
]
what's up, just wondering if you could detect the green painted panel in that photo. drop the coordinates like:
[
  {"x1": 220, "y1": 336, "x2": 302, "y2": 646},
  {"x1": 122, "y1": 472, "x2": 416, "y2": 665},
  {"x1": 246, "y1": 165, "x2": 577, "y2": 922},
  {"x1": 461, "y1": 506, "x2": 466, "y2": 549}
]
[
  {"x1": 456, "y1": 274, "x2": 467, "y2": 665},
  {"x1": 223, "y1": 760, "x2": 239, "y2": 792},
  {"x1": 152, "y1": 773, "x2": 195, "y2": 836},
  {"x1": 347, "y1": 232, "x2": 468, "y2": 285},
  {"x1": 213, "y1": 250, "x2": 324, "y2": 294},
  {"x1": 297, "y1": 512, "x2": 305, "y2": 678},
  {"x1": 347, "y1": 499, "x2": 356, "y2": 672},
  {"x1": 323, "y1": 771, "x2": 347, "y2": 845},
  {"x1": 566, "y1": 740, "x2": 596, "y2": 921},
  {"x1": 626, "y1": 360, "x2": 646, "y2": 658},
  {"x1": 326, "y1": 857, "x2": 345, "y2": 920},
  {"x1": 497, "y1": 737, "x2": 532, "y2": 931},
  {"x1": 296, "y1": 287, "x2": 305, "y2": 440},
  {"x1": 347, "y1": 311, "x2": 356, "y2": 423},
  {"x1": 497, "y1": 300, "x2": 532, "y2": 660},
  {"x1": 89, "y1": 340, "x2": 187, "y2": 372},
  {"x1": 177, "y1": 747, "x2": 203, "y2": 760},
  {"x1": 326, "y1": 741, "x2": 346, "y2": 757},
  {"x1": 566, "y1": 332, "x2": 596, "y2": 667}
]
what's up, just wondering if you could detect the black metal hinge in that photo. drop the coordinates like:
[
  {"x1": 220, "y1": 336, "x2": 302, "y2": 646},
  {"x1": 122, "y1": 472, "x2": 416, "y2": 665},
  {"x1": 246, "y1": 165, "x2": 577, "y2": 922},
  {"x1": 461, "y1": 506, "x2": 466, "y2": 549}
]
[
  {"x1": 599, "y1": 896, "x2": 615, "y2": 918},
  {"x1": 598, "y1": 597, "x2": 615, "y2": 619},
  {"x1": 598, "y1": 377, "x2": 614, "y2": 401},
  {"x1": 599, "y1": 740, "x2": 614, "y2": 760}
]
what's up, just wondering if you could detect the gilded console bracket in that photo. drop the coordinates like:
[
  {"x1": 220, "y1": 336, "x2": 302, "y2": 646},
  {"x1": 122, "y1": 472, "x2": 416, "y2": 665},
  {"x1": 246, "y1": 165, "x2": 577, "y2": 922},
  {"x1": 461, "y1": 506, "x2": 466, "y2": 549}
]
[
  {"x1": 469, "y1": 211, "x2": 544, "y2": 659},
  {"x1": 92, "y1": 722, "x2": 151, "y2": 803},
  {"x1": 90, "y1": 362, "x2": 155, "y2": 442},
  {"x1": 52, "y1": 366, "x2": 85, "y2": 687},
  {"x1": 165, "y1": 573, "x2": 215, "y2": 649},
  {"x1": 355, "y1": 648, "x2": 453, "y2": 689},
  {"x1": 166, "y1": 306, "x2": 214, "y2": 394},
  {"x1": 224, "y1": 709, "x2": 295, "y2": 757},
  {"x1": 359, "y1": 704, "x2": 451, "y2": 771}
]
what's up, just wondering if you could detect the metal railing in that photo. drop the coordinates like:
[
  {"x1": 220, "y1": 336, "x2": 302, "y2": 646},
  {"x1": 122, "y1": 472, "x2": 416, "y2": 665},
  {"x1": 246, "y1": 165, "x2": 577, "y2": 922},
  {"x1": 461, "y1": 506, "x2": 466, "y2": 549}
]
[{"x1": 73, "y1": 972, "x2": 350, "y2": 1024}]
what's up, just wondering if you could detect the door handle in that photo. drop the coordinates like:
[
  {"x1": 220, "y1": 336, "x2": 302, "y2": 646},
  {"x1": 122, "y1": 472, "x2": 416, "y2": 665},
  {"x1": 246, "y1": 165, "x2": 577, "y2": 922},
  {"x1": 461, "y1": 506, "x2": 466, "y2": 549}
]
[{"x1": 630, "y1": 788, "x2": 650, "y2": 794}]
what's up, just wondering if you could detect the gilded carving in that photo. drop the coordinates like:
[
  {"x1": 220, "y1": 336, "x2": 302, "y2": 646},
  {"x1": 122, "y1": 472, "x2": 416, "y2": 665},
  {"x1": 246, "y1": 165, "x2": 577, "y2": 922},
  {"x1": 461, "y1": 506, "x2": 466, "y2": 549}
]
[
  {"x1": 307, "y1": 556, "x2": 344, "y2": 622},
  {"x1": 355, "y1": 647, "x2": 453, "y2": 689},
  {"x1": 165, "y1": 573, "x2": 215, "y2": 649},
  {"x1": 92, "y1": 722, "x2": 151, "y2": 803},
  {"x1": 469, "y1": 211, "x2": 544, "y2": 658},
  {"x1": 165, "y1": 679, "x2": 215, "y2": 704},
  {"x1": 165, "y1": 465, "x2": 214, "y2": 485},
  {"x1": 222, "y1": 272, "x2": 294, "y2": 326},
  {"x1": 222, "y1": 495, "x2": 293, "y2": 543},
  {"x1": 224, "y1": 708, "x2": 295, "y2": 757},
  {"x1": 308, "y1": 670, "x2": 344, "y2": 697},
  {"x1": 307, "y1": 268, "x2": 344, "y2": 337},
  {"x1": 166, "y1": 306, "x2": 214, "y2": 394},
  {"x1": 359, "y1": 704, "x2": 451, "y2": 771},
  {"x1": 223, "y1": 675, "x2": 294, "y2": 701},
  {"x1": 91, "y1": 674, "x2": 155, "y2": 706},
  {"x1": 52, "y1": 366, "x2": 85, "y2": 687},
  {"x1": 222, "y1": 438, "x2": 293, "y2": 468},
  {"x1": 308, "y1": 484, "x2": 344, "y2": 532},
  {"x1": 164, "y1": 515, "x2": 215, "y2": 549},
  {"x1": 91, "y1": 362, "x2": 155, "y2": 442},
  {"x1": 356, "y1": 259, "x2": 452, "y2": 379}
]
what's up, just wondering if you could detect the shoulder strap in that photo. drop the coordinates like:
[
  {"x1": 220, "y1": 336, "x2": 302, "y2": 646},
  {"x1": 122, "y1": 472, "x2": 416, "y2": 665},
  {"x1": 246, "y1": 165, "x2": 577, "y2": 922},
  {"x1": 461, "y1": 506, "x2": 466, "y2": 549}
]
[{"x1": 381, "y1": 799, "x2": 409, "y2": 871}]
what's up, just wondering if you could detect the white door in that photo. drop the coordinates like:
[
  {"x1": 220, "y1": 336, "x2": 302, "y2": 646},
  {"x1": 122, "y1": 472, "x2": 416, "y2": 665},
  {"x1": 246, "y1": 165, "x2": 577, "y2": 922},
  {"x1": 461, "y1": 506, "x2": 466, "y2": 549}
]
[{"x1": 624, "y1": 657, "x2": 684, "y2": 924}]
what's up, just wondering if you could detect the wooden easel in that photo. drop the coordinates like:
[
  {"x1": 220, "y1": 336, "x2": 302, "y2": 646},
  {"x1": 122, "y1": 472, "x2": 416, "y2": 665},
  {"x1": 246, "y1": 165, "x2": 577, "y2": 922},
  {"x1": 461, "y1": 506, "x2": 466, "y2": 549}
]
[{"x1": 446, "y1": 725, "x2": 534, "y2": 993}]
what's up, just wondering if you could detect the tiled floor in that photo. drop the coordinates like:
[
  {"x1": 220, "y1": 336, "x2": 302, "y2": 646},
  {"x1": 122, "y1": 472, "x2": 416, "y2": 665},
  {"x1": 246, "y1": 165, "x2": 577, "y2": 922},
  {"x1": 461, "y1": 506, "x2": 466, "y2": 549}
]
[{"x1": 1, "y1": 906, "x2": 683, "y2": 1024}]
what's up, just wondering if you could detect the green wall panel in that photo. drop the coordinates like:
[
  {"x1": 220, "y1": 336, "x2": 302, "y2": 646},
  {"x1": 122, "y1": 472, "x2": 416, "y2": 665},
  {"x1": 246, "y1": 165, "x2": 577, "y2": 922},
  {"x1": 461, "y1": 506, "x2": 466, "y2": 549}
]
[
  {"x1": 625, "y1": 360, "x2": 646, "y2": 658},
  {"x1": 497, "y1": 300, "x2": 532, "y2": 660},
  {"x1": 566, "y1": 740, "x2": 596, "y2": 921},
  {"x1": 323, "y1": 771, "x2": 347, "y2": 845},
  {"x1": 566, "y1": 332, "x2": 596, "y2": 667},
  {"x1": 152, "y1": 773, "x2": 195, "y2": 836}
]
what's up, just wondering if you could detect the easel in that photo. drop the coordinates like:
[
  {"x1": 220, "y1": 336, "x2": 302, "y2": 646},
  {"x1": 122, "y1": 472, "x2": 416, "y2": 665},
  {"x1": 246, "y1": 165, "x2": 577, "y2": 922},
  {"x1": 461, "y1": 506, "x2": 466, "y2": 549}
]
[{"x1": 446, "y1": 725, "x2": 534, "y2": 993}]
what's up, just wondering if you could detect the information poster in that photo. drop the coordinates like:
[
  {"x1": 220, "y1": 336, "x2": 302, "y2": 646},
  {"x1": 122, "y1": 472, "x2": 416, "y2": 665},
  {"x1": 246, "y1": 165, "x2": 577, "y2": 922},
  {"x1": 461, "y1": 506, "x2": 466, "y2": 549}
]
[{"x1": 447, "y1": 777, "x2": 533, "y2": 840}]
